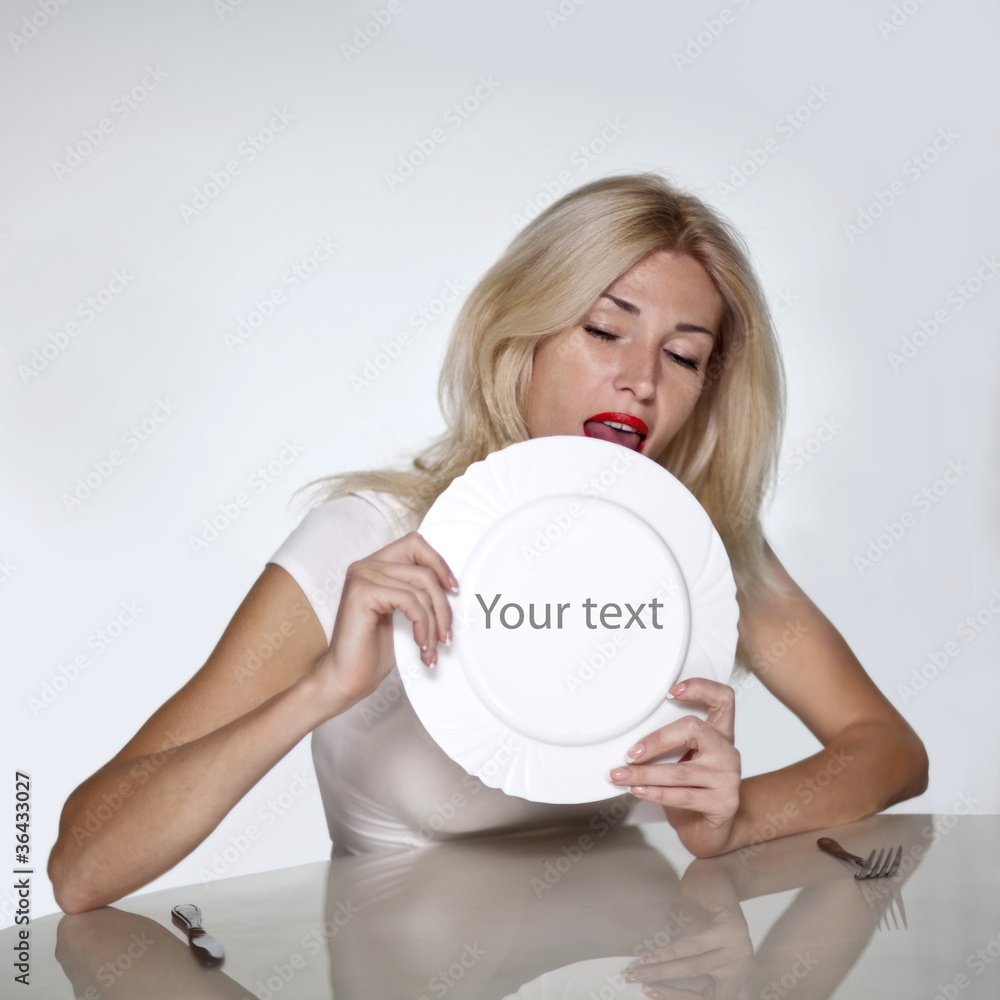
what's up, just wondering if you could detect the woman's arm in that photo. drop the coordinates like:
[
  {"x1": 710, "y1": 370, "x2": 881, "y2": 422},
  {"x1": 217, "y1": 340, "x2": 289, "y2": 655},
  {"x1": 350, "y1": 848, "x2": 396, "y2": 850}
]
[
  {"x1": 719, "y1": 540, "x2": 928, "y2": 853},
  {"x1": 48, "y1": 565, "x2": 335, "y2": 913},
  {"x1": 48, "y1": 533, "x2": 456, "y2": 912},
  {"x1": 608, "y1": 540, "x2": 928, "y2": 857}
]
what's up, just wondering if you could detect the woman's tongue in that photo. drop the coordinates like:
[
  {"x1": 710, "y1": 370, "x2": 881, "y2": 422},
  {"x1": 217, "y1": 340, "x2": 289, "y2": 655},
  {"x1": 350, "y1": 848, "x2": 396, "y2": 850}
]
[{"x1": 583, "y1": 419, "x2": 642, "y2": 450}]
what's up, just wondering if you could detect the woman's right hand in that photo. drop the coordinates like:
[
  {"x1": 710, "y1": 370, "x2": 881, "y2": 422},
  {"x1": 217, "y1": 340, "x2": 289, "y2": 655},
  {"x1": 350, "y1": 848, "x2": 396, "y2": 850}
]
[{"x1": 316, "y1": 531, "x2": 458, "y2": 707}]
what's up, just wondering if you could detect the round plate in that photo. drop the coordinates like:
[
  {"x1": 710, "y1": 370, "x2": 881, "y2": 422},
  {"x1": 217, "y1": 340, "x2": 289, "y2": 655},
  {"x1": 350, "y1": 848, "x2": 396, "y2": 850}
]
[{"x1": 393, "y1": 436, "x2": 738, "y2": 804}]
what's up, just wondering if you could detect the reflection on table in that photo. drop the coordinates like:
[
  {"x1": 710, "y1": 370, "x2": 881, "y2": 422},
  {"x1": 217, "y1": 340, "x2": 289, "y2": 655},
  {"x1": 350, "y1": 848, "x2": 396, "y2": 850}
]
[{"x1": 9, "y1": 813, "x2": 1000, "y2": 998}]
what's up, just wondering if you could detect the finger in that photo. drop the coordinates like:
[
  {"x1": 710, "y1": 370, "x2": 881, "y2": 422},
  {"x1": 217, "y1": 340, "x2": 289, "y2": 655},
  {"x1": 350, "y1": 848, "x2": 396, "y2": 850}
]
[
  {"x1": 619, "y1": 715, "x2": 733, "y2": 770},
  {"x1": 372, "y1": 531, "x2": 460, "y2": 594},
  {"x1": 631, "y1": 981, "x2": 704, "y2": 1000},
  {"x1": 363, "y1": 561, "x2": 454, "y2": 646},
  {"x1": 666, "y1": 677, "x2": 735, "y2": 742},
  {"x1": 628, "y1": 782, "x2": 740, "y2": 820},
  {"x1": 629, "y1": 949, "x2": 726, "y2": 983},
  {"x1": 611, "y1": 738, "x2": 739, "y2": 789},
  {"x1": 641, "y1": 930, "x2": 727, "y2": 965},
  {"x1": 354, "y1": 573, "x2": 439, "y2": 666}
]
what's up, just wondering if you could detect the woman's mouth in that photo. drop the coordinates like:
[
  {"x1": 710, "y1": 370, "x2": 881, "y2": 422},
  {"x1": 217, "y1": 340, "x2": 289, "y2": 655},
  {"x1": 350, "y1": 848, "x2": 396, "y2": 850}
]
[{"x1": 582, "y1": 412, "x2": 648, "y2": 452}]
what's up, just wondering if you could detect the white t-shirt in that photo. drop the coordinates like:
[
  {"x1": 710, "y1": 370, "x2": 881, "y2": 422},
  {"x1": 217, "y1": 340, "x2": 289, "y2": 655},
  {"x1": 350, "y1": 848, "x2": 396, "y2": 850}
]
[{"x1": 268, "y1": 490, "x2": 635, "y2": 856}]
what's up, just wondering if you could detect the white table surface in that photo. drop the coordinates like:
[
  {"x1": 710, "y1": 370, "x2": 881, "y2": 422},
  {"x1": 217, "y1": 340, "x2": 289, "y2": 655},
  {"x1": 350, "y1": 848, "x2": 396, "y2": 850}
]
[{"x1": 6, "y1": 813, "x2": 999, "y2": 999}]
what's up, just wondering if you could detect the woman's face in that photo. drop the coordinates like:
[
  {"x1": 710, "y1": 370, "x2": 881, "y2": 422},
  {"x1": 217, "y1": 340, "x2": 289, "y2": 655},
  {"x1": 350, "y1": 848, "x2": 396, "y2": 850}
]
[{"x1": 525, "y1": 250, "x2": 723, "y2": 461}]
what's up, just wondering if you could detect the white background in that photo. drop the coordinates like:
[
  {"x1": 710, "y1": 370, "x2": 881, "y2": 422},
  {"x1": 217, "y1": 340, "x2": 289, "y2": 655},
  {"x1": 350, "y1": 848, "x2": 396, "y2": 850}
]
[{"x1": 2, "y1": 0, "x2": 998, "y2": 923}]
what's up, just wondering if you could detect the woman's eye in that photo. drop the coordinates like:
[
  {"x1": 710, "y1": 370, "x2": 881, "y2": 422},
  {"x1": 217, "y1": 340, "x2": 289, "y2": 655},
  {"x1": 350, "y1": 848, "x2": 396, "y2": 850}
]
[
  {"x1": 583, "y1": 325, "x2": 617, "y2": 341},
  {"x1": 667, "y1": 351, "x2": 700, "y2": 372}
]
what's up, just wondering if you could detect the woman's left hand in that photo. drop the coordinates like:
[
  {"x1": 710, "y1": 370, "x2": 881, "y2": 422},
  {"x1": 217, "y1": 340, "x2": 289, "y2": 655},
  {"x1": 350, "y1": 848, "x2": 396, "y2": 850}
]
[{"x1": 608, "y1": 677, "x2": 741, "y2": 858}]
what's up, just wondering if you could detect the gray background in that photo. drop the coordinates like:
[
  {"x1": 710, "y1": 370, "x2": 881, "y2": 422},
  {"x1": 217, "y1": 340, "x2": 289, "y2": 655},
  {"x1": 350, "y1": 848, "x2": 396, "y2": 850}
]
[{"x1": 2, "y1": 0, "x2": 997, "y2": 922}]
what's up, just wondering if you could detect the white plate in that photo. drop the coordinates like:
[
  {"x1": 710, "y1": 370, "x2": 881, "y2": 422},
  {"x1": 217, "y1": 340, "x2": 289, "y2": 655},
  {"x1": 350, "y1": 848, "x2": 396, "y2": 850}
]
[{"x1": 393, "y1": 436, "x2": 738, "y2": 804}]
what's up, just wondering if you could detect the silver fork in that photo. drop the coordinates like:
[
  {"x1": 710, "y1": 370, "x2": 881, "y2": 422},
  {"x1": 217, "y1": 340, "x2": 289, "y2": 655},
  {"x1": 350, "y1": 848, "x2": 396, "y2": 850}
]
[
  {"x1": 816, "y1": 838, "x2": 902, "y2": 880},
  {"x1": 857, "y1": 874, "x2": 909, "y2": 931}
]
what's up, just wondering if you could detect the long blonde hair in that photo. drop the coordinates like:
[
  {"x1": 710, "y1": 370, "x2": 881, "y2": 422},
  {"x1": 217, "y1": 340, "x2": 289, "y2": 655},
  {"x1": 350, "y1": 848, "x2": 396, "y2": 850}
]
[{"x1": 310, "y1": 173, "x2": 786, "y2": 619}]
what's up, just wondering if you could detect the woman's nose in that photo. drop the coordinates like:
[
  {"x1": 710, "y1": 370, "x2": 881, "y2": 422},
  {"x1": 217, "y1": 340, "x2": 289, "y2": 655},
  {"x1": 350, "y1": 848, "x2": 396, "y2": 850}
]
[{"x1": 613, "y1": 342, "x2": 657, "y2": 400}]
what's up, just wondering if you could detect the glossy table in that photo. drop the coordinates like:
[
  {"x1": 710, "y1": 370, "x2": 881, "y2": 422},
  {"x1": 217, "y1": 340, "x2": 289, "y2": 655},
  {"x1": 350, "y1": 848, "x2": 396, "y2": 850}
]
[{"x1": 7, "y1": 813, "x2": 999, "y2": 999}]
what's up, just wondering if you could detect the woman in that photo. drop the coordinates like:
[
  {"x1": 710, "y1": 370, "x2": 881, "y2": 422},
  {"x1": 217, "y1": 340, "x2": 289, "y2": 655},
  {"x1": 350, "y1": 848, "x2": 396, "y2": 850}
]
[{"x1": 48, "y1": 173, "x2": 928, "y2": 913}]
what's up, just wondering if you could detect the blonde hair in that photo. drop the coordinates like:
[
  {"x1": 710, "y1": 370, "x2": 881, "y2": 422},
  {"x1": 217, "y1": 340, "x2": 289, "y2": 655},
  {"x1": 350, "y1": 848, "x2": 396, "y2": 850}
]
[{"x1": 308, "y1": 173, "x2": 786, "y2": 660}]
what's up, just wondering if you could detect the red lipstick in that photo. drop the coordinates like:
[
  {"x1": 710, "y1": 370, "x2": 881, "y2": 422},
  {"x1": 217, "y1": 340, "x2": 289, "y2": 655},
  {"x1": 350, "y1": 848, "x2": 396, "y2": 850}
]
[{"x1": 582, "y1": 412, "x2": 649, "y2": 452}]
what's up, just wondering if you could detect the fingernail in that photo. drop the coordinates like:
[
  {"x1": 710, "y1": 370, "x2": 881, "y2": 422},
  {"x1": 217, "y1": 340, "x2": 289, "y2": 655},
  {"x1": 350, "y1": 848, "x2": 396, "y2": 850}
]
[
  {"x1": 445, "y1": 630, "x2": 453, "y2": 646},
  {"x1": 625, "y1": 969, "x2": 643, "y2": 983},
  {"x1": 421, "y1": 644, "x2": 428, "y2": 652},
  {"x1": 671, "y1": 682, "x2": 687, "y2": 697},
  {"x1": 626, "y1": 742, "x2": 644, "y2": 761},
  {"x1": 631, "y1": 785, "x2": 649, "y2": 795},
  {"x1": 449, "y1": 574, "x2": 460, "y2": 592},
  {"x1": 608, "y1": 767, "x2": 629, "y2": 782}
]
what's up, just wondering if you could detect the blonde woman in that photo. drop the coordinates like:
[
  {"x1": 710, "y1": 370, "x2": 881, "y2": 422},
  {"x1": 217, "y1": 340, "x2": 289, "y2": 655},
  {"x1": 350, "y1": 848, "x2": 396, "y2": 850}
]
[{"x1": 49, "y1": 174, "x2": 928, "y2": 913}]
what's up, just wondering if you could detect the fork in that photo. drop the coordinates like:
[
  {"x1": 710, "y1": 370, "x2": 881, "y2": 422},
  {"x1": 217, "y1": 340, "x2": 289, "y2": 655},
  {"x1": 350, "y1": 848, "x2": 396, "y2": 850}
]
[{"x1": 816, "y1": 838, "x2": 902, "y2": 880}]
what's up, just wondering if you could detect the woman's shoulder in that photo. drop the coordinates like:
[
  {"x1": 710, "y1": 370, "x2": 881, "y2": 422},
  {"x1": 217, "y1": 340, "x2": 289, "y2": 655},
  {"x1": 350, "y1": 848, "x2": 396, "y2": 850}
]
[
  {"x1": 276, "y1": 489, "x2": 418, "y2": 556},
  {"x1": 267, "y1": 490, "x2": 419, "y2": 643},
  {"x1": 345, "y1": 489, "x2": 419, "y2": 537}
]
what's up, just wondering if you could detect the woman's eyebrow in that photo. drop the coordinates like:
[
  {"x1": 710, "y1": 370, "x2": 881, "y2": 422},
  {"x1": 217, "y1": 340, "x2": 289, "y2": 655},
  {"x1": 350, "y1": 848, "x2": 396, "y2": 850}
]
[
  {"x1": 600, "y1": 292, "x2": 640, "y2": 315},
  {"x1": 599, "y1": 293, "x2": 716, "y2": 339}
]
